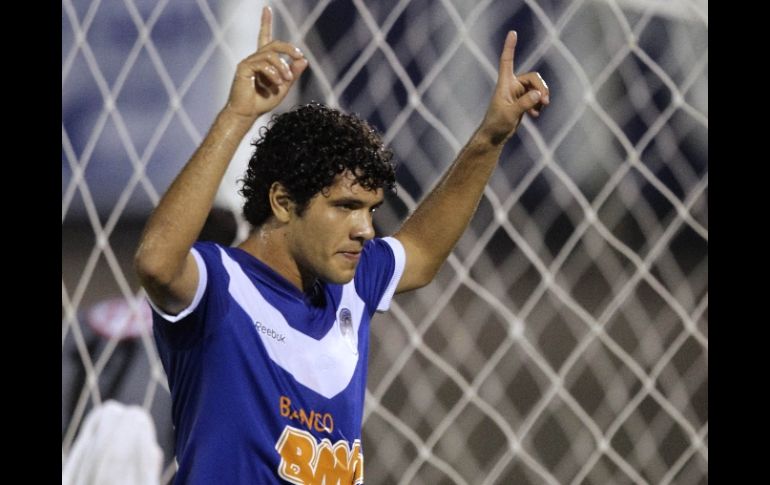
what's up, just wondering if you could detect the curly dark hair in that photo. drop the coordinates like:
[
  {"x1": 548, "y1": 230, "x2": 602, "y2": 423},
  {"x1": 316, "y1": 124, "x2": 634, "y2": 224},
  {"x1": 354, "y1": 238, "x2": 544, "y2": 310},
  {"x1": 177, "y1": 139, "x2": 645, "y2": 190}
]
[{"x1": 240, "y1": 103, "x2": 396, "y2": 227}]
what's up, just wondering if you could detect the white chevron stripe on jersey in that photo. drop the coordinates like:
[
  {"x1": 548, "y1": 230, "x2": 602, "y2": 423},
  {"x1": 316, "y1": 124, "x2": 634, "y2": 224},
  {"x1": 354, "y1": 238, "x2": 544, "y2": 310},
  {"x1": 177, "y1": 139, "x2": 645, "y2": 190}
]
[{"x1": 219, "y1": 248, "x2": 366, "y2": 399}]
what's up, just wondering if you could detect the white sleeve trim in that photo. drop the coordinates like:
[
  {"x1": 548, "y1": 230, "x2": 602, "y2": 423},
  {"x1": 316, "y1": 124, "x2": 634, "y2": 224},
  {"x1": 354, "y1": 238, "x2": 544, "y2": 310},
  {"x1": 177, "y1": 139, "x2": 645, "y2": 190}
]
[
  {"x1": 376, "y1": 237, "x2": 406, "y2": 312},
  {"x1": 147, "y1": 248, "x2": 208, "y2": 323}
]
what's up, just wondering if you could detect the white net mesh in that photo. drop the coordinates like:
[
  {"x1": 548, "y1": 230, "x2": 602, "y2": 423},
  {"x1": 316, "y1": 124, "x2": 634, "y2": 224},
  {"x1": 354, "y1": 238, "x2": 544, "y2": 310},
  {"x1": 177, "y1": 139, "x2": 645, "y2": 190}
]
[{"x1": 62, "y1": 0, "x2": 708, "y2": 483}]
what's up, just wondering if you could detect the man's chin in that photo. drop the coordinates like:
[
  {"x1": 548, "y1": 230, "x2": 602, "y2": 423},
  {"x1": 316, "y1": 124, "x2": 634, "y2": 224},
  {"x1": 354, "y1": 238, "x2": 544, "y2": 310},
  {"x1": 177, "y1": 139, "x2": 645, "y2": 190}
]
[{"x1": 323, "y1": 268, "x2": 356, "y2": 285}]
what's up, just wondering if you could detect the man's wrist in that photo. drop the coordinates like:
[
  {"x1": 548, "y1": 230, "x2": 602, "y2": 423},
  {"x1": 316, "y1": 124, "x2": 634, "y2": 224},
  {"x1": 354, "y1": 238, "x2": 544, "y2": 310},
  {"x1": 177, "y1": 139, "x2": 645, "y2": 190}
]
[
  {"x1": 475, "y1": 121, "x2": 514, "y2": 148},
  {"x1": 470, "y1": 124, "x2": 509, "y2": 153},
  {"x1": 215, "y1": 106, "x2": 261, "y2": 137}
]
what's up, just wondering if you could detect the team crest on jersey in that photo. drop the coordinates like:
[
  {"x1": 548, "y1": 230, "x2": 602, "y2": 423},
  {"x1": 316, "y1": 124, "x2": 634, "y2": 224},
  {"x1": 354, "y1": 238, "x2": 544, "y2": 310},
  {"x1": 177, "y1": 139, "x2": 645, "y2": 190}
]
[{"x1": 338, "y1": 308, "x2": 357, "y2": 354}]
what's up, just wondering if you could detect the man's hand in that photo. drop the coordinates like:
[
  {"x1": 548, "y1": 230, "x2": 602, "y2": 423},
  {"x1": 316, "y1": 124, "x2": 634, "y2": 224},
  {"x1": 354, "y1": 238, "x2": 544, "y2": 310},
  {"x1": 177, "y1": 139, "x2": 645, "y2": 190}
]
[
  {"x1": 225, "y1": 6, "x2": 309, "y2": 120},
  {"x1": 480, "y1": 31, "x2": 550, "y2": 146}
]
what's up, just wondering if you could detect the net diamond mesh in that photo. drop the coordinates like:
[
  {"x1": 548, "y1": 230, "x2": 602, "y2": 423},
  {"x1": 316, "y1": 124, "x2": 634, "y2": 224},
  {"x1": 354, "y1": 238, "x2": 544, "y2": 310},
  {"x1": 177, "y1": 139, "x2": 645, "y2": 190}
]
[{"x1": 62, "y1": 0, "x2": 708, "y2": 483}]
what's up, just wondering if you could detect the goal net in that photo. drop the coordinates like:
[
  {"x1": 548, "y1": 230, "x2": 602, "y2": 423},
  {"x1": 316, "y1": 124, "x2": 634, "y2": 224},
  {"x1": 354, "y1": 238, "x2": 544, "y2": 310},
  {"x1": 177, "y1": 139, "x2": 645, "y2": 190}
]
[{"x1": 62, "y1": 0, "x2": 707, "y2": 483}]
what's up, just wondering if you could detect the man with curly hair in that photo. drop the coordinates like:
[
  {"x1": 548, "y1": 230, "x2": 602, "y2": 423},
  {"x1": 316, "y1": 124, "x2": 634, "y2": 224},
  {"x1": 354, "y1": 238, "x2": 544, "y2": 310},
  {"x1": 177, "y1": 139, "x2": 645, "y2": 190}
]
[{"x1": 135, "y1": 6, "x2": 548, "y2": 484}]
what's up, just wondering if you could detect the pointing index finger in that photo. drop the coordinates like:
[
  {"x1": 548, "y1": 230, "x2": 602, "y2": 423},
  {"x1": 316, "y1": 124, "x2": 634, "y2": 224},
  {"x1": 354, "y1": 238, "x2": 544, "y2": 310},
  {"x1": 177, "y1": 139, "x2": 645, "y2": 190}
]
[
  {"x1": 498, "y1": 31, "x2": 517, "y2": 83},
  {"x1": 258, "y1": 6, "x2": 272, "y2": 49}
]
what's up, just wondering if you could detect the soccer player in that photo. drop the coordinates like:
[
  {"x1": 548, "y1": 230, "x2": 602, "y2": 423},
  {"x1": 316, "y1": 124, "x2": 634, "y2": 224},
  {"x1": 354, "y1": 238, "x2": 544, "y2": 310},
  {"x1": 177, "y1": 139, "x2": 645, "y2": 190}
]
[{"x1": 134, "y1": 6, "x2": 548, "y2": 483}]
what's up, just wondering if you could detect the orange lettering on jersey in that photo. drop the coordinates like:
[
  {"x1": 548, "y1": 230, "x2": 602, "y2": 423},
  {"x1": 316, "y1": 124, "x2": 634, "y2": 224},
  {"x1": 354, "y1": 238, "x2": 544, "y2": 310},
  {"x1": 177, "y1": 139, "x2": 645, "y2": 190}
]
[
  {"x1": 314, "y1": 439, "x2": 364, "y2": 485},
  {"x1": 279, "y1": 395, "x2": 334, "y2": 434},
  {"x1": 275, "y1": 426, "x2": 364, "y2": 485},
  {"x1": 298, "y1": 408, "x2": 314, "y2": 431},
  {"x1": 275, "y1": 427, "x2": 316, "y2": 483}
]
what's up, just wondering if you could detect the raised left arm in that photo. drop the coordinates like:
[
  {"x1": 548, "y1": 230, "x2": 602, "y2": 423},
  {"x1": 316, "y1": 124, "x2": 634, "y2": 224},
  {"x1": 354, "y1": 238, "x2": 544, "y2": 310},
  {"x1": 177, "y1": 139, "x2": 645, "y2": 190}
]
[{"x1": 394, "y1": 31, "x2": 549, "y2": 292}]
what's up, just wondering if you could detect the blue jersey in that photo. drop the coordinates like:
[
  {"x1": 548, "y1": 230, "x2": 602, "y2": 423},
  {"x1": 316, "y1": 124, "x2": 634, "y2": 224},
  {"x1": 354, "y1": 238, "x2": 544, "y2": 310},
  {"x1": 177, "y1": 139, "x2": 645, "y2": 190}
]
[{"x1": 150, "y1": 237, "x2": 405, "y2": 484}]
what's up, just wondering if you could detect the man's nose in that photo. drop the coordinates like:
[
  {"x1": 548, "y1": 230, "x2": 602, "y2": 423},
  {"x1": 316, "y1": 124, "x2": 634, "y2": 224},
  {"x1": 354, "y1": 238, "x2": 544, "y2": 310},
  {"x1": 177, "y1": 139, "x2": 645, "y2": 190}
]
[{"x1": 351, "y1": 211, "x2": 375, "y2": 241}]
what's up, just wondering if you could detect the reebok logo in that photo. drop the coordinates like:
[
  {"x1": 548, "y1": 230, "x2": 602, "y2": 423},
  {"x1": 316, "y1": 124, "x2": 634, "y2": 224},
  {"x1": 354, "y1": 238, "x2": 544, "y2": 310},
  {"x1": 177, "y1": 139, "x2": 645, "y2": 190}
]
[{"x1": 254, "y1": 321, "x2": 286, "y2": 343}]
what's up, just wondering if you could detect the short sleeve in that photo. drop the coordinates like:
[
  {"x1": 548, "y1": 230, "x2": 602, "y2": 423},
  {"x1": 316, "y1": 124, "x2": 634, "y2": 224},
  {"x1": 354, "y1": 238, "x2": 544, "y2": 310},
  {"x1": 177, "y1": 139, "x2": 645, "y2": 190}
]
[
  {"x1": 148, "y1": 242, "x2": 227, "y2": 350},
  {"x1": 147, "y1": 247, "x2": 208, "y2": 323},
  {"x1": 353, "y1": 237, "x2": 405, "y2": 313}
]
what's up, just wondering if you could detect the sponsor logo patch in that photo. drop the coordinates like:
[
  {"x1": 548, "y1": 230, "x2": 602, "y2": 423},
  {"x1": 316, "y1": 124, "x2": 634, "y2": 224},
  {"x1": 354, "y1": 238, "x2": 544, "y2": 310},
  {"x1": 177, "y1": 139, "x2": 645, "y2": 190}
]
[{"x1": 254, "y1": 321, "x2": 286, "y2": 343}]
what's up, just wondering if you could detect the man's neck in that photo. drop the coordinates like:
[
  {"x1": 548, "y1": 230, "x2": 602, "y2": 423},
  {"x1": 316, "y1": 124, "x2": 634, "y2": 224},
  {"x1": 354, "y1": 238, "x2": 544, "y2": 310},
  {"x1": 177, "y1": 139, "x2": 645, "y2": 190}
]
[{"x1": 238, "y1": 223, "x2": 316, "y2": 293}]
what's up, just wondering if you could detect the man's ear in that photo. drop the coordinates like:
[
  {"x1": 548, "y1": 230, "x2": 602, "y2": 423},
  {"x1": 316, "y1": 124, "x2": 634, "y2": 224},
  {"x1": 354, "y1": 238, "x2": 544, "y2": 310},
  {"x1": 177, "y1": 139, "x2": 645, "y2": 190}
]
[{"x1": 268, "y1": 182, "x2": 294, "y2": 223}]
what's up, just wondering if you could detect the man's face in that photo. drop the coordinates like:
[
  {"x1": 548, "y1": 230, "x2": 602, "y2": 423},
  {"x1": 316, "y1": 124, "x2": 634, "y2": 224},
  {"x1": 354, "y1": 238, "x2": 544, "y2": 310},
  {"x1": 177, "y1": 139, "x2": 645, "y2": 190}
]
[{"x1": 287, "y1": 171, "x2": 384, "y2": 285}]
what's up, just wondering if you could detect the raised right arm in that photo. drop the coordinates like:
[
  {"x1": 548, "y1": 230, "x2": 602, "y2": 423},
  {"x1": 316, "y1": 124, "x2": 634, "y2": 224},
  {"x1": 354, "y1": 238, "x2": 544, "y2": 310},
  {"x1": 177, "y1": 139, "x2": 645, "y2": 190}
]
[{"x1": 134, "y1": 6, "x2": 307, "y2": 315}]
